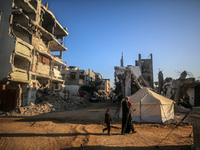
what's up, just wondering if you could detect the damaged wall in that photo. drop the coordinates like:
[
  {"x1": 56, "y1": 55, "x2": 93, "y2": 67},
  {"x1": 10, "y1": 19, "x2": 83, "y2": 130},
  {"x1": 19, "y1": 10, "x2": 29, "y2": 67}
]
[
  {"x1": 161, "y1": 71, "x2": 200, "y2": 108},
  {"x1": 0, "y1": 0, "x2": 68, "y2": 110},
  {"x1": 14, "y1": 56, "x2": 30, "y2": 71},
  {"x1": 135, "y1": 54, "x2": 154, "y2": 88},
  {"x1": 62, "y1": 67, "x2": 91, "y2": 86},
  {"x1": 187, "y1": 88, "x2": 195, "y2": 106},
  {"x1": 36, "y1": 62, "x2": 50, "y2": 76},
  {"x1": 114, "y1": 66, "x2": 142, "y2": 97},
  {"x1": 32, "y1": 36, "x2": 49, "y2": 54}
]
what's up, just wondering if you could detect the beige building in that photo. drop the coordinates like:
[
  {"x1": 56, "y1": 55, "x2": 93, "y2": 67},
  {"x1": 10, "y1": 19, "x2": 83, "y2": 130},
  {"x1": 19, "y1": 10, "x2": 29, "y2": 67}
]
[
  {"x1": 62, "y1": 67, "x2": 104, "y2": 95},
  {"x1": 99, "y1": 79, "x2": 111, "y2": 94},
  {"x1": 95, "y1": 73, "x2": 102, "y2": 82},
  {"x1": 62, "y1": 67, "x2": 99, "y2": 86},
  {"x1": 62, "y1": 66, "x2": 89, "y2": 86},
  {"x1": 88, "y1": 69, "x2": 95, "y2": 82},
  {"x1": 0, "y1": 0, "x2": 68, "y2": 110}
]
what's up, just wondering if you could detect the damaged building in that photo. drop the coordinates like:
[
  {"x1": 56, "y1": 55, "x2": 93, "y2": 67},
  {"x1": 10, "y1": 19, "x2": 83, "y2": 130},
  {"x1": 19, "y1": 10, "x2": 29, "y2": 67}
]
[
  {"x1": 159, "y1": 71, "x2": 200, "y2": 109},
  {"x1": 62, "y1": 66, "x2": 90, "y2": 95},
  {"x1": 62, "y1": 66, "x2": 104, "y2": 95},
  {"x1": 99, "y1": 79, "x2": 111, "y2": 95},
  {"x1": 114, "y1": 65, "x2": 142, "y2": 97},
  {"x1": 135, "y1": 54, "x2": 154, "y2": 88},
  {"x1": 0, "y1": 0, "x2": 68, "y2": 111},
  {"x1": 114, "y1": 53, "x2": 154, "y2": 98}
]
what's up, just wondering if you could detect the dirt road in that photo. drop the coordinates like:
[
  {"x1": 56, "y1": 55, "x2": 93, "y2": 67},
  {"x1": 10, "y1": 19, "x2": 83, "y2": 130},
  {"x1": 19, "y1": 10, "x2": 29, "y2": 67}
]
[{"x1": 0, "y1": 100, "x2": 193, "y2": 150}]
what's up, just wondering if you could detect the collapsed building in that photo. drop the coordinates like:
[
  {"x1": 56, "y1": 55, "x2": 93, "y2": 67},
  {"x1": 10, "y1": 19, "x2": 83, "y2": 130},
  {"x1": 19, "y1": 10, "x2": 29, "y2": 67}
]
[
  {"x1": 159, "y1": 71, "x2": 200, "y2": 108},
  {"x1": 114, "y1": 53, "x2": 153, "y2": 97},
  {"x1": 0, "y1": 0, "x2": 68, "y2": 111},
  {"x1": 135, "y1": 54, "x2": 154, "y2": 88}
]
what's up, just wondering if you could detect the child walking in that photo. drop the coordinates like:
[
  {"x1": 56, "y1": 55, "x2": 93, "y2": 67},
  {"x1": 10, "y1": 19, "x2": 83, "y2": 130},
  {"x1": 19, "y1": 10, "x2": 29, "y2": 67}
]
[{"x1": 103, "y1": 108, "x2": 112, "y2": 135}]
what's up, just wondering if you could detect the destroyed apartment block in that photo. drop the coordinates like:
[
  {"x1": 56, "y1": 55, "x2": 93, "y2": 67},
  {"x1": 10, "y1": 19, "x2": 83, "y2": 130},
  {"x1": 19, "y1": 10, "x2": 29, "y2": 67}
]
[
  {"x1": 0, "y1": 0, "x2": 68, "y2": 111},
  {"x1": 135, "y1": 54, "x2": 154, "y2": 88},
  {"x1": 114, "y1": 53, "x2": 154, "y2": 98},
  {"x1": 160, "y1": 70, "x2": 200, "y2": 109},
  {"x1": 115, "y1": 66, "x2": 145, "y2": 97}
]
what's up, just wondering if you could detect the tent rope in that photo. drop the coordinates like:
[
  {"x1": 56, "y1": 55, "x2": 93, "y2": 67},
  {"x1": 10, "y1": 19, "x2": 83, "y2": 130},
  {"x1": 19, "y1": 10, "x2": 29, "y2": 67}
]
[{"x1": 155, "y1": 108, "x2": 192, "y2": 148}]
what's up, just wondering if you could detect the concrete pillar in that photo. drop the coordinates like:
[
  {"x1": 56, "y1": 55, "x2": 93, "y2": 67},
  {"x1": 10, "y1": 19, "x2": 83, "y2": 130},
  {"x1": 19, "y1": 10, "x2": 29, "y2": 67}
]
[
  {"x1": 174, "y1": 80, "x2": 181, "y2": 104},
  {"x1": 60, "y1": 51, "x2": 63, "y2": 61},
  {"x1": 120, "y1": 52, "x2": 123, "y2": 67},
  {"x1": 138, "y1": 54, "x2": 142, "y2": 72},
  {"x1": 150, "y1": 53, "x2": 154, "y2": 88}
]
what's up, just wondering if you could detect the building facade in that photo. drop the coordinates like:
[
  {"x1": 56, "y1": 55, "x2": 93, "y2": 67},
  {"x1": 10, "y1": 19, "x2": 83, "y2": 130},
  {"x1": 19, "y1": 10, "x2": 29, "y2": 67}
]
[
  {"x1": 0, "y1": 0, "x2": 68, "y2": 110},
  {"x1": 99, "y1": 79, "x2": 111, "y2": 94},
  {"x1": 62, "y1": 66, "x2": 101, "y2": 86},
  {"x1": 135, "y1": 54, "x2": 154, "y2": 88},
  {"x1": 62, "y1": 66, "x2": 90, "y2": 86},
  {"x1": 95, "y1": 73, "x2": 102, "y2": 82}
]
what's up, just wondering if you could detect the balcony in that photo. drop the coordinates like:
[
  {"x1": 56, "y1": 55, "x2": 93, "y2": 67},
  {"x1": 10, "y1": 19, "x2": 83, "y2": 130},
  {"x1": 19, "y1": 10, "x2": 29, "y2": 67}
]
[
  {"x1": 36, "y1": 62, "x2": 50, "y2": 76},
  {"x1": 52, "y1": 55, "x2": 66, "y2": 66},
  {"x1": 14, "y1": 0, "x2": 37, "y2": 14},
  {"x1": 41, "y1": 5, "x2": 68, "y2": 37},
  {"x1": 53, "y1": 68, "x2": 62, "y2": 80},
  {"x1": 15, "y1": 38, "x2": 33, "y2": 57},
  {"x1": 9, "y1": 69, "x2": 28, "y2": 82},
  {"x1": 31, "y1": 20, "x2": 67, "y2": 52}
]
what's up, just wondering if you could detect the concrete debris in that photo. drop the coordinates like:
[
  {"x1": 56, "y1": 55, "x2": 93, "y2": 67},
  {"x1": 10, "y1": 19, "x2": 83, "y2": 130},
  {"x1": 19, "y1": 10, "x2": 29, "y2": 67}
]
[
  {"x1": 163, "y1": 113, "x2": 192, "y2": 125},
  {"x1": 5, "y1": 93, "x2": 91, "y2": 116}
]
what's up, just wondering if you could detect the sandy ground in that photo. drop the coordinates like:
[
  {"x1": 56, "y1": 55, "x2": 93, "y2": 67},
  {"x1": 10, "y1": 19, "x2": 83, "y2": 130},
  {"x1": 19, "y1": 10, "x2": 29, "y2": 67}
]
[{"x1": 0, "y1": 100, "x2": 193, "y2": 150}]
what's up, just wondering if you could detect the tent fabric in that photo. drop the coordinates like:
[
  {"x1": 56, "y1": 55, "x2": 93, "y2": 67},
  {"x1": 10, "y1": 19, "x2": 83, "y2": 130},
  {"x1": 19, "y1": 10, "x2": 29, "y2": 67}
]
[{"x1": 120, "y1": 88, "x2": 174, "y2": 123}]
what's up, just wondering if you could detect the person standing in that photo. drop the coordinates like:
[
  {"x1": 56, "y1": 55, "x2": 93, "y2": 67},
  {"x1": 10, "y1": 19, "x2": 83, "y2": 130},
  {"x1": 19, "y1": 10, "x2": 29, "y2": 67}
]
[
  {"x1": 121, "y1": 96, "x2": 136, "y2": 134},
  {"x1": 103, "y1": 108, "x2": 112, "y2": 135},
  {"x1": 127, "y1": 97, "x2": 136, "y2": 133}
]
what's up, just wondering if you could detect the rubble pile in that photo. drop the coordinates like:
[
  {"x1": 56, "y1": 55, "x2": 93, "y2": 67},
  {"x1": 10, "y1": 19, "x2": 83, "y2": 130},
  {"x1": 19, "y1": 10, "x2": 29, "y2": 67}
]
[
  {"x1": 38, "y1": 92, "x2": 91, "y2": 112},
  {"x1": 5, "y1": 92, "x2": 91, "y2": 116},
  {"x1": 163, "y1": 112, "x2": 192, "y2": 125},
  {"x1": 5, "y1": 102, "x2": 54, "y2": 116}
]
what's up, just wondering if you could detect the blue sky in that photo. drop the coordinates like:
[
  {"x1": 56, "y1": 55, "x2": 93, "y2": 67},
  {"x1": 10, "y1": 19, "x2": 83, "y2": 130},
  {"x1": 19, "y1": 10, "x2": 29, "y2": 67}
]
[{"x1": 43, "y1": 0, "x2": 200, "y2": 87}]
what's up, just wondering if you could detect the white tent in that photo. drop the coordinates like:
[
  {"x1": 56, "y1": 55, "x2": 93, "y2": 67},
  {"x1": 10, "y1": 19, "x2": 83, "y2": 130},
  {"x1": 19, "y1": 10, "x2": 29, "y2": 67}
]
[{"x1": 120, "y1": 88, "x2": 174, "y2": 123}]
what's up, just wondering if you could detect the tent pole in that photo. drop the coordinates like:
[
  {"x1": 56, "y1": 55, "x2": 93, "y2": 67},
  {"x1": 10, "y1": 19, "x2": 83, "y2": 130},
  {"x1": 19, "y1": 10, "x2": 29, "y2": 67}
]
[{"x1": 140, "y1": 100, "x2": 141, "y2": 123}]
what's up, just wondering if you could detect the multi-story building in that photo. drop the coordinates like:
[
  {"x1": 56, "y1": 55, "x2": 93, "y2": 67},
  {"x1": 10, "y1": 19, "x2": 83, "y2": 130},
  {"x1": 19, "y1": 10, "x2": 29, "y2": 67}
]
[
  {"x1": 135, "y1": 54, "x2": 154, "y2": 88},
  {"x1": 88, "y1": 69, "x2": 95, "y2": 82},
  {"x1": 99, "y1": 79, "x2": 111, "y2": 94},
  {"x1": 95, "y1": 73, "x2": 102, "y2": 82},
  {"x1": 62, "y1": 66, "x2": 104, "y2": 94},
  {"x1": 0, "y1": 0, "x2": 68, "y2": 110},
  {"x1": 62, "y1": 66, "x2": 89, "y2": 86},
  {"x1": 62, "y1": 66, "x2": 100, "y2": 86}
]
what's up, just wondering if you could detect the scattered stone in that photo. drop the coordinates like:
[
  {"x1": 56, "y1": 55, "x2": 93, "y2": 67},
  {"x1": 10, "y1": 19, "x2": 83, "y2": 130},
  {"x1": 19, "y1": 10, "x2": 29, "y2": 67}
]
[{"x1": 5, "y1": 92, "x2": 91, "y2": 116}]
